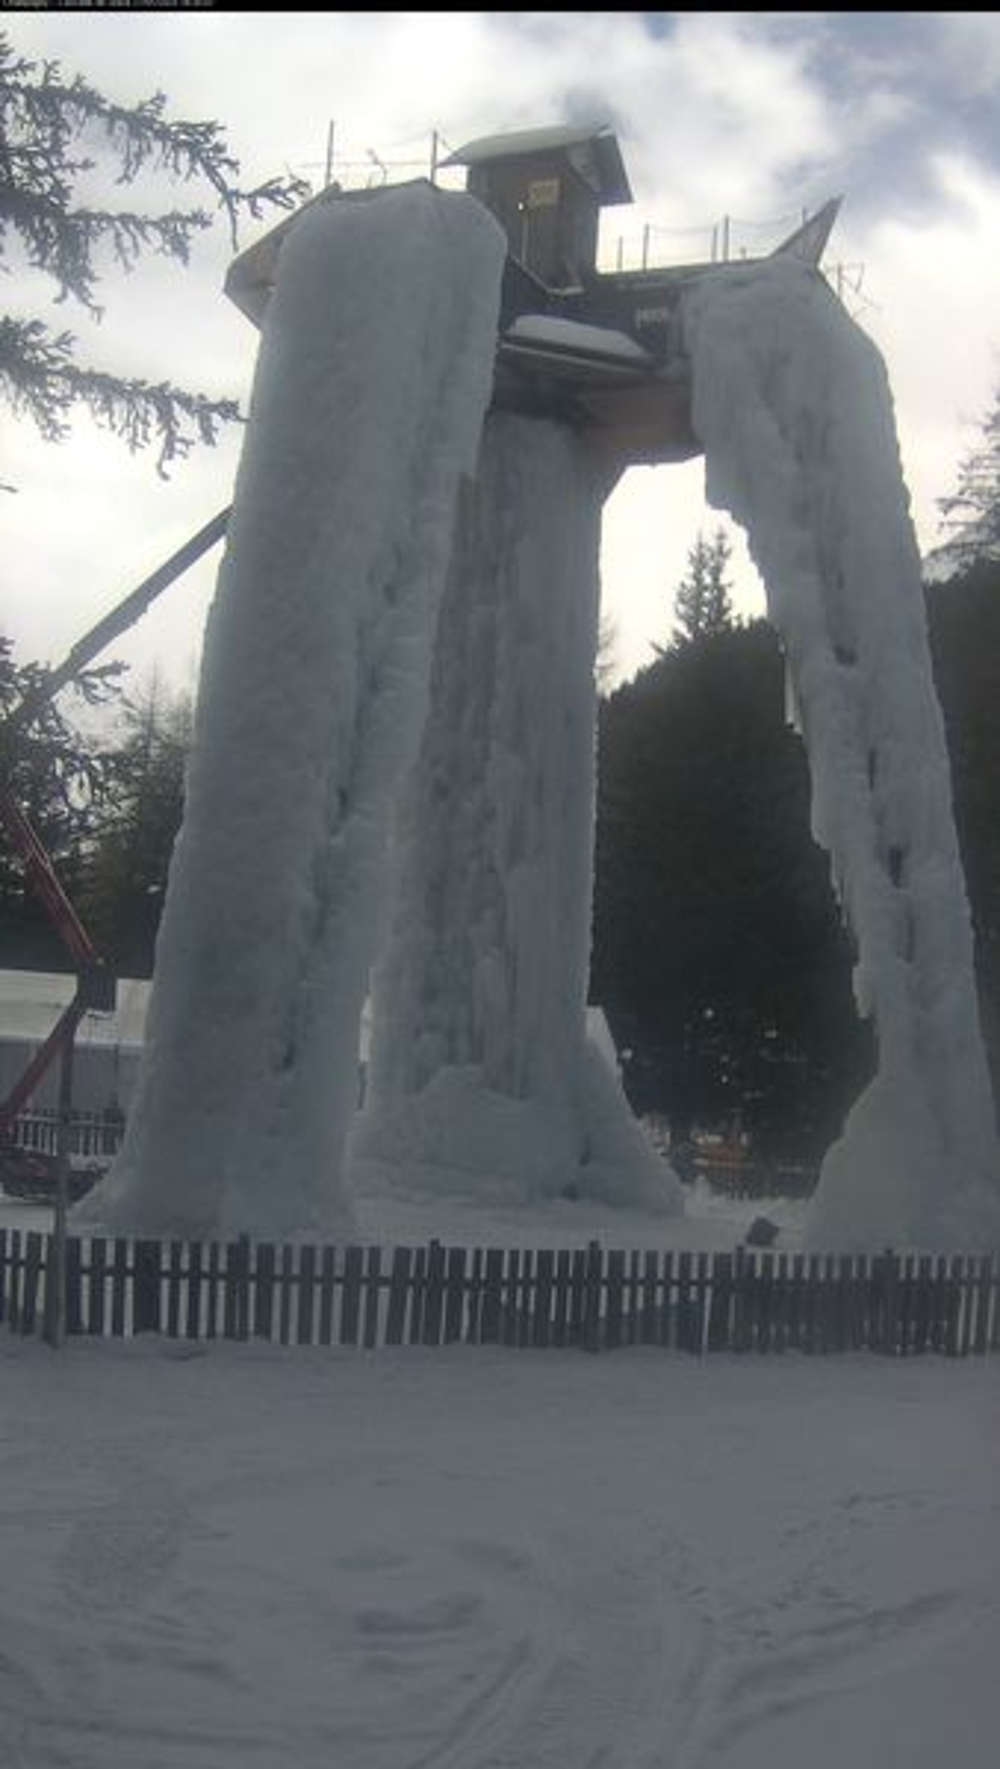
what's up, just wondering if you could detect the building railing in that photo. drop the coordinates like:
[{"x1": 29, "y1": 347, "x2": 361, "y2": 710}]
[
  {"x1": 298, "y1": 140, "x2": 821, "y2": 281},
  {"x1": 8, "y1": 1106, "x2": 125, "y2": 1162}
]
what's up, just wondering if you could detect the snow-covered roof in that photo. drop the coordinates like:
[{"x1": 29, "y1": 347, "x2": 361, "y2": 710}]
[
  {"x1": 447, "y1": 123, "x2": 607, "y2": 163},
  {"x1": 444, "y1": 125, "x2": 632, "y2": 205},
  {"x1": 506, "y1": 314, "x2": 651, "y2": 364}
]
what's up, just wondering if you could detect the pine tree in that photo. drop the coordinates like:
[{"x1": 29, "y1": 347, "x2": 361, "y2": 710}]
[
  {"x1": 937, "y1": 385, "x2": 1000, "y2": 568},
  {"x1": 670, "y1": 528, "x2": 735, "y2": 646},
  {"x1": 592, "y1": 621, "x2": 873, "y2": 1163},
  {"x1": 0, "y1": 635, "x2": 126, "y2": 968},
  {"x1": 79, "y1": 674, "x2": 192, "y2": 976},
  {"x1": 0, "y1": 32, "x2": 307, "y2": 474}
]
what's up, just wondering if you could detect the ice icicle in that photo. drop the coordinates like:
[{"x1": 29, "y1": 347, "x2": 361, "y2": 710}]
[
  {"x1": 353, "y1": 411, "x2": 683, "y2": 1214},
  {"x1": 682, "y1": 257, "x2": 1000, "y2": 1250},
  {"x1": 76, "y1": 185, "x2": 505, "y2": 1240}
]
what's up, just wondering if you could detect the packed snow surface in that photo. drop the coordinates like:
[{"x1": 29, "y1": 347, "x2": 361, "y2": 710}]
[
  {"x1": 356, "y1": 411, "x2": 682, "y2": 1215},
  {"x1": 1, "y1": 1317, "x2": 996, "y2": 1769},
  {"x1": 682, "y1": 257, "x2": 1000, "y2": 1250},
  {"x1": 76, "y1": 186, "x2": 505, "y2": 1242}
]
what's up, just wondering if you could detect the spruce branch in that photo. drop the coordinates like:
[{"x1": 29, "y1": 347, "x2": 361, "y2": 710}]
[{"x1": 0, "y1": 31, "x2": 307, "y2": 470}]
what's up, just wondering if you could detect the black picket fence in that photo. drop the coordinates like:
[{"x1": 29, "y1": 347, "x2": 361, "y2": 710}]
[{"x1": 2, "y1": 1229, "x2": 999, "y2": 1355}]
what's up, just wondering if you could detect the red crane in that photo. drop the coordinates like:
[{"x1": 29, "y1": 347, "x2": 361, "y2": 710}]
[{"x1": 0, "y1": 506, "x2": 230, "y2": 1144}]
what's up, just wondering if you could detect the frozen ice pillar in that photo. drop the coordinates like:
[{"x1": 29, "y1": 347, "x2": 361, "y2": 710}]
[
  {"x1": 76, "y1": 185, "x2": 505, "y2": 1240},
  {"x1": 682, "y1": 256, "x2": 1000, "y2": 1249},
  {"x1": 354, "y1": 411, "x2": 683, "y2": 1214}
]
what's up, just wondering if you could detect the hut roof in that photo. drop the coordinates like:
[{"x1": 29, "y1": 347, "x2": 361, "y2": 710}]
[{"x1": 444, "y1": 125, "x2": 632, "y2": 205}]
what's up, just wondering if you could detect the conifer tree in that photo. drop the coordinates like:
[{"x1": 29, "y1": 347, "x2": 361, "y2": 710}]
[
  {"x1": 937, "y1": 385, "x2": 1000, "y2": 567},
  {"x1": 0, "y1": 32, "x2": 306, "y2": 474},
  {"x1": 0, "y1": 635, "x2": 125, "y2": 968},
  {"x1": 80, "y1": 675, "x2": 192, "y2": 975},
  {"x1": 670, "y1": 528, "x2": 735, "y2": 646}
]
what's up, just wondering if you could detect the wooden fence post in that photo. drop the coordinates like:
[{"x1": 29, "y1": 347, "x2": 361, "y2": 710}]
[
  {"x1": 481, "y1": 1248, "x2": 503, "y2": 1345},
  {"x1": 502, "y1": 1249, "x2": 521, "y2": 1348},
  {"x1": 318, "y1": 1246, "x2": 336, "y2": 1345},
  {"x1": 254, "y1": 1242, "x2": 275, "y2": 1341},
  {"x1": 133, "y1": 1239, "x2": 162, "y2": 1335},
  {"x1": 423, "y1": 1241, "x2": 446, "y2": 1346},
  {"x1": 972, "y1": 1254, "x2": 992, "y2": 1354},
  {"x1": 872, "y1": 1248, "x2": 899, "y2": 1354},
  {"x1": 465, "y1": 1247, "x2": 484, "y2": 1345},
  {"x1": 771, "y1": 1252, "x2": 788, "y2": 1353},
  {"x1": 110, "y1": 1238, "x2": 129, "y2": 1337},
  {"x1": 22, "y1": 1231, "x2": 43, "y2": 1336},
  {"x1": 568, "y1": 1247, "x2": 587, "y2": 1346},
  {"x1": 205, "y1": 1242, "x2": 222, "y2": 1340},
  {"x1": 297, "y1": 1243, "x2": 316, "y2": 1346},
  {"x1": 7, "y1": 1230, "x2": 22, "y2": 1333},
  {"x1": 605, "y1": 1249, "x2": 625, "y2": 1351},
  {"x1": 65, "y1": 1237, "x2": 83, "y2": 1336},
  {"x1": 803, "y1": 1254, "x2": 822, "y2": 1353},
  {"x1": 659, "y1": 1250, "x2": 674, "y2": 1348},
  {"x1": 277, "y1": 1244, "x2": 294, "y2": 1344},
  {"x1": 641, "y1": 1250, "x2": 659, "y2": 1346},
  {"x1": 385, "y1": 1247, "x2": 411, "y2": 1346},
  {"x1": 443, "y1": 1245, "x2": 465, "y2": 1345},
  {"x1": 517, "y1": 1250, "x2": 535, "y2": 1348},
  {"x1": 707, "y1": 1251, "x2": 732, "y2": 1351},
  {"x1": 440, "y1": 1252, "x2": 463, "y2": 1344},
  {"x1": 757, "y1": 1253, "x2": 775, "y2": 1353},
  {"x1": 364, "y1": 1245, "x2": 382, "y2": 1349},
  {"x1": 341, "y1": 1245, "x2": 364, "y2": 1345},
  {"x1": 676, "y1": 1251, "x2": 694, "y2": 1352},
  {"x1": 165, "y1": 1241, "x2": 183, "y2": 1338},
  {"x1": 408, "y1": 1246, "x2": 427, "y2": 1345},
  {"x1": 625, "y1": 1251, "x2": 642, "y2": 1346},
  {"x1": 533, "y1": 1249, "x2": 554, "y2": 1349},
  {"x1": 731, "y1": 1246, "x2": 747, "y2": 1352},
  {"x1": 694, "y1": 1252, "x2": 711, "y2": 1354},
  {"x1": 185, "y1": 1240, "x2": 202, "y2": 1339},
  {"x1": 583, "y1": 1241, "x2": 603, "y2": 1353}
]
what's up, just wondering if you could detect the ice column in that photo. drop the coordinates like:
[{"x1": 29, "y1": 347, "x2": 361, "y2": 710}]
[
  {"x1": 76, "y1": 186, "x2": 505, "y2": 1240},
  {"x1": 354, "y1": 411, "x2": 682, "y2": 1213},
  {"x1": 682, "y1": 257, "x2": 999, "y2": 1249}
]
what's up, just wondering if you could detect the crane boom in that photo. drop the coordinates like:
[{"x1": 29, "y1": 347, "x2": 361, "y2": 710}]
[
  {"x1": 5, "y1": 505, "x2": 230, "y2": 737},
  {"x1": 1, "y1": 503, "x2": 230, "y2": 1140}
]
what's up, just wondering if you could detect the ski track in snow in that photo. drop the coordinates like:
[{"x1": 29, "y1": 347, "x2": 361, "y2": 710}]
[{"x1": 0, "y1": 1341, "x2": 996, "y2": 1768}]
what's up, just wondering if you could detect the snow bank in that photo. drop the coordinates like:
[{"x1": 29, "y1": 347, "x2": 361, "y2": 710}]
[
  {"x1": 354, "y1": 411, "x2": 682, "y2": 1216},
  {"x1": 682, "y1": 257, "x2": 1000, "y2": 1250},
  {"x1": 76, "y1": 185, "x2": 505, "y2": 1241}
]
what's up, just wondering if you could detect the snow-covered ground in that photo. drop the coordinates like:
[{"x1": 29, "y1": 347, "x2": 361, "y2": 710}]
[
  {"x1": 3, "y1": 1173, "x2": 802, "y2": 1256},
  {"x1": 2, "y1": 1185, "x2": 998, "y2": 1768},
  {"x1": 1, "y1": 1310, "x2": 996, "y2": 1769}
]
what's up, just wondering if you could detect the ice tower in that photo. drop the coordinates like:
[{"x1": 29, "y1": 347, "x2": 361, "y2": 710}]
[{"x1": 76, "y1": 124, "x2": 997, "y2": 1247}]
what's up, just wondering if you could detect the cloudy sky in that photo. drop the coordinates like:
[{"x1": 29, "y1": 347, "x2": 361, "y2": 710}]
[{"x1": 3, "y1": 9, "x2": 1000, "y2": 698}]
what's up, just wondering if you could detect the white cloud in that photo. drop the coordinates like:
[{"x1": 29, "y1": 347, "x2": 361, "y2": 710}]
[{"x1": 2, "y1": 10, "x2": 998, "y2": 694}]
